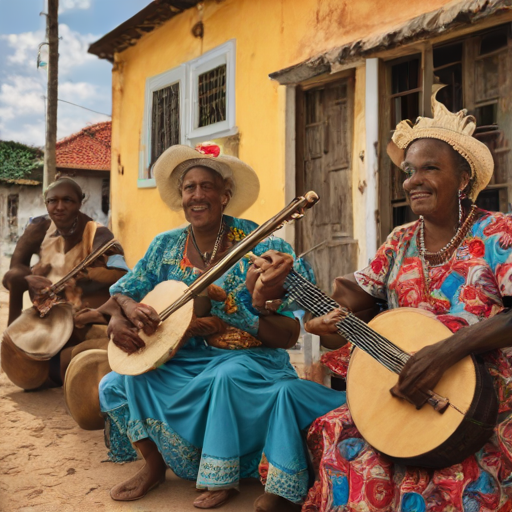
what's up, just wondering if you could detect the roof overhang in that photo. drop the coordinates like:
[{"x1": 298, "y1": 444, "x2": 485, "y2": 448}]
[
  {"x1": 88, "y1": 0, "x2": 201, "y2": 62},
  {"x1": 270, "y1": 0, "x2": 512, "y2": 85},
  {"x1": 0, "y1": 178, "x2": 41, "y2": 186}
]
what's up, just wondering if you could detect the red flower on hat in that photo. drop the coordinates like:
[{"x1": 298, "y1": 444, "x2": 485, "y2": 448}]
[{"x1": 195, "y1": 144, "x2": 220, "y2": 158}]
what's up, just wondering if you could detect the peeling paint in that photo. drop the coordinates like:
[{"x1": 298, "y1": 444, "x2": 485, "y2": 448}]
[{"x1": 271, "y1": 0, "x2": 512, "y2": 84}]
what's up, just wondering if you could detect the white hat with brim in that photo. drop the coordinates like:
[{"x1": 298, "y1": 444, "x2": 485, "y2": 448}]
[{"x1": 153, "y1": 145, "x2": 260, "y2": 217}]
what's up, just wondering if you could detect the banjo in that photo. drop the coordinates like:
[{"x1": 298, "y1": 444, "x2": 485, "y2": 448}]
[
  {"x1": 4, "y1": 238, "x2": 121, "y2": 362},
  {"x1": 2, "y1": 238, "x2": 122, "y2": 390},
  {"x1": 108, "y1": 192, "x2": 320, "y2": 376},
  {"x1": 283, "y1": 270, "x2": 499, "y2": 469}
]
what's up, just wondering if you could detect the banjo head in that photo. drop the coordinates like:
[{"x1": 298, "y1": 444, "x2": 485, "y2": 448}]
[
  {"x1": 346, "y1": 308, "x2": 476, "y2": 461},
  {"x1": 108, "y1": 280, "x2": 194, "y2": 376},
  {"x1": 5, "y1": 303, "x2": 74, "y2": 361}
]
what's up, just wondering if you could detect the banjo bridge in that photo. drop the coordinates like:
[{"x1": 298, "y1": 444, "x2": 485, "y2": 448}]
[{"x1": 426, "y1": 391, "x2": 450, "y2": 413}]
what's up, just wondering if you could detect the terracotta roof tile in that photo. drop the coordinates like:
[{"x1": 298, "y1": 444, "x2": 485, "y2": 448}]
[{"x1": 56, "y1": 121, "x2": 111, "y2": 171}]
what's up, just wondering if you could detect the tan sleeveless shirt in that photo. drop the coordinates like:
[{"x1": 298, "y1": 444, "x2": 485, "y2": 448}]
[{"x1": 39, "y1": 220, "x2": 99, "y2": 284}]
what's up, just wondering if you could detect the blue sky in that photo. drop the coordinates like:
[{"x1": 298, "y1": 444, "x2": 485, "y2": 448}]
[{"x1": 0, "y1": 0, "x2": 150, "y2": 146}]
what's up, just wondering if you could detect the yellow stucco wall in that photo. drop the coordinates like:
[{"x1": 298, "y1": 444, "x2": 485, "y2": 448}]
[{"x1": 110, "y1": 0, "x2": 456, "y2": 267}]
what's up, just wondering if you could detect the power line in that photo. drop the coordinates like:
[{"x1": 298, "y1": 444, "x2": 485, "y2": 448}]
[{"x1": 57, "y1": 98, "x2": 111, "y2": 117}]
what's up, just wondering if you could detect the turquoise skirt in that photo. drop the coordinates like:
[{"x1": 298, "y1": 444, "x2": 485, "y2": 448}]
[{"x1": 99, "y1": 338, "x2": 345, "y2": 503}]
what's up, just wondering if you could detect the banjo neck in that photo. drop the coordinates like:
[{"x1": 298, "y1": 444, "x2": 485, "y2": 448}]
[
  {"x1": 158, "y1": 191, "x2": 320, "y2": 322},
  {"x1": 284, "y1": 270, "x2": 410, "y2": 374}
]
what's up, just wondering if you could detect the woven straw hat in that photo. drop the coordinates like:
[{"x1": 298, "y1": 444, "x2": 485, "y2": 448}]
[
  {"x1": 153, "y1": 144, "x2": 260, "y2": 217},
  {"x1": 388, "y1": 92, "x2": 494, "y2": 201}
]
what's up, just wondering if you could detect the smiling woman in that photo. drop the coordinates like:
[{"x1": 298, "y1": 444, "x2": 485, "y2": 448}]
[{"x1": 250, "y1": 93, "x2": 512, "y2": 511}]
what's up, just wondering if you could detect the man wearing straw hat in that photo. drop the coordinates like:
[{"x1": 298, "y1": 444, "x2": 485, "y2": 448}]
[{"x1": 98, "y1": 144, "x2": 345, "y2": 510}]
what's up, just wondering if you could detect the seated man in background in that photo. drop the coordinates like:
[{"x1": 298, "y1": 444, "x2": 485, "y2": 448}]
[{"x1": 2, "y1": 177, "x2": 128, "y2": 389}]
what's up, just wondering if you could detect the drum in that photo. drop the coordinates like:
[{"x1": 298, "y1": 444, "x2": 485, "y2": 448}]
[
  {"x1": 1, "y1": 332, "x2": 50, "y2": 390},
  {"x1": 5, "y1": 303, "x2": 74, "y2": 361},
  {"x1": 64, "y1": 348, "x2": 111, "y2": 430},
  {"x1": 108, "y1": 280, "x2": 194, "y2": 376}
]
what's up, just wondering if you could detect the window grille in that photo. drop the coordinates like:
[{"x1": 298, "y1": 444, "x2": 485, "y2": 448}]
[
  {"x1": 198, "y1": 64, "x2": 227, "y2": 127},
  {"x1": 151, "y1": 83, "x2": 180, "y2": 168}
]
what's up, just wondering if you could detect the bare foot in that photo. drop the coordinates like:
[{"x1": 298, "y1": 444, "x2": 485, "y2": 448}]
[
  {"x1": 193, "y1": 489, "x2": 238, "y2": 509},
  {"x1": 110, "y1": 462, "x2": 166, "y2": 501},
  {"x1": 254, "y1": 492, "x2": 302, "y2": 512}
]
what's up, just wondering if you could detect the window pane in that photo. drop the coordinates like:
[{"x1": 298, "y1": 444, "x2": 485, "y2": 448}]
[
  {"x1": 476, "y1": 188, "x2": 500, "y2": 211},
  {"x1": 480, "y1": 28, "x2": 508, "y2": 55},
  {"x1": 8, "y1": 194, "x2": 19, "y2": 241},
  {"x1": 433, "y1": 43, "x2": 462, "y2": 68},
  {"x1": 151, "y1": 83, "x2": 180, "y2": 169},
  {"x1": 198, "y1": 64, "x2": 227, "y2": 127},
  {"x1": 392, "y1": 91, "x2": 420, "y2": 126},
  {"x1": 391, "y1": 58, "x2": 420, "y2": 94}
]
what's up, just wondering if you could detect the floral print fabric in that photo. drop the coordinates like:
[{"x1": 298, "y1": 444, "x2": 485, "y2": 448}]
[
  {"x1": 304, "y1": 209, "x2": 512, "y2": 512},
  {"x1": 102, "y1": 215, "x2": 345, "y2": 503}
]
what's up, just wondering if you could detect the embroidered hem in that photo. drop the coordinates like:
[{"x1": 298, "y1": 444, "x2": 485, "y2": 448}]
[{"x1": 265, "y1": 463, "x2": 309, "y2": 504}]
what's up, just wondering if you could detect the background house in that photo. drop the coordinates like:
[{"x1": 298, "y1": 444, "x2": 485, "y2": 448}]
[
  {"x1": 56, "y1": 121, "x2": 112, "y2": 227},
  {"x1": 0, "y1": 122, "x2": 112, "y2": 278},
  {"x1": 89, "y1": 0, "x2": 512, "y2": 292},
  {"x1": 0, "y1": 141, "x2": 46, "y2": 266}
]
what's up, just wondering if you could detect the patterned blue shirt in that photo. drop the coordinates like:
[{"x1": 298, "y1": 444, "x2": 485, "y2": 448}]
[{"x1": 110, "y1": 215, "x2": 314, "y2": 336}]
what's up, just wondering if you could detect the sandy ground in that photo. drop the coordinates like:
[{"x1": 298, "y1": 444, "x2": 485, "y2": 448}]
[{"x1": 0, "y1": 284, "x2": 264, "y2": 512}]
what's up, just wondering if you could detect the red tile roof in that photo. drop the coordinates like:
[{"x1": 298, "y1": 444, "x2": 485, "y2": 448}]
[{"x1": 56, "y1": 121, "x2": 111, "y2": 171}]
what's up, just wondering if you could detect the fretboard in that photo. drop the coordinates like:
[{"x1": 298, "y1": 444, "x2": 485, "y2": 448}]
[{"x1": 284, "y1": 270, "x2": 410, "y2": 374}]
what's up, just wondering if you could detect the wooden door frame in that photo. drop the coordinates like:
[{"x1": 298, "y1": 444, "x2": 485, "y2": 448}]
[{"x1": 294, "y1": 69, "x2": 356, "y2": 255}]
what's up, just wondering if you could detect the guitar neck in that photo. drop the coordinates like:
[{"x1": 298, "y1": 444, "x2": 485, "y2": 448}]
[{"x1": 284, "y1": 270, "x2": 409, "y2": 374}]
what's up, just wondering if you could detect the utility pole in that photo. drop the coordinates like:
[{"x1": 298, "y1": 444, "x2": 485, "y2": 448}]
[{"x1": 43, "y1": 0, "x2": 59, "y2": 190}]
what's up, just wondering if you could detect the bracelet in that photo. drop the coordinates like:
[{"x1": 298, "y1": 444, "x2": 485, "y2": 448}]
[{"x1": 252, "y1": 299, "x2": 283, "y2": 316}]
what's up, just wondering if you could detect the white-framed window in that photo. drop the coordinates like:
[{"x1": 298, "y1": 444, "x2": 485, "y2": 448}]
[
  {"x1": 139, "y1": 65, "x2": 186, "y2": 187},
  {"x1": 187, "y1": 40, "x2": 236, "y2": 142},
  {"x1": 138, "y1": 40, "x2": 237, "y2": 187}
]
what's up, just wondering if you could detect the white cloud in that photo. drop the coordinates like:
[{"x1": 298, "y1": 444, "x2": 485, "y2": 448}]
[
  {"x1": 0, "y1": 19, "x2": 108, "y2": 147},
  {"x1": 0, "y1": 120, "x2": 46, "y2": 147},
  {"x1": 56, "y1": 110, "x2": 105, "y2": 141},
  {"x1": 59, "y1": 81, "x2": 97, "y2": 101},
  {"x1": 59, "y1": 0, "x2": 92, "y2": 14},
  {"x1": 1, "y1": 24, "x2": 97, "y2": 75},
  {"x1": 0, "y1": 76, "x2": 46, "y2": 119}
]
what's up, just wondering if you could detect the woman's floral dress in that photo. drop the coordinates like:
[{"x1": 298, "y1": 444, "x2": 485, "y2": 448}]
[{"x1": 304, "y1": 209, "x2": 512, "y2": 512}]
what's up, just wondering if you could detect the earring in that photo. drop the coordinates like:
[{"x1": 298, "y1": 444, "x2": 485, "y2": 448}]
[{"x1": 458, "y1": 189, "x2": 463, "y2": 225}]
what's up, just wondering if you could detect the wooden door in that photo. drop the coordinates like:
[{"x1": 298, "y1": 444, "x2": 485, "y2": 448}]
[{"x1": 296, "y1": 77, "x2": 358, "y2": 293}]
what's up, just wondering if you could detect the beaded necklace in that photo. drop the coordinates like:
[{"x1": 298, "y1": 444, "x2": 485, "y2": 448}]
[
  {"x1": 418, "y1": 204, "x2": 478, "y2": 290},
  {"x1": 55, "y1": 216, "x2": 79, "y2": 238},
  {"x1": 189, "y1": 217, "x2": 225, "y2": 266}
]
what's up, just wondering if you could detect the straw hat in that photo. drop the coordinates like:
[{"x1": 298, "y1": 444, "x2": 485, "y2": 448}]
[
  {"x1": 153, "y1": 144, "x2": 260, "y2": 217},
  {"x1": 387, "y1": 91, "x2": 494, "y2": 201}
]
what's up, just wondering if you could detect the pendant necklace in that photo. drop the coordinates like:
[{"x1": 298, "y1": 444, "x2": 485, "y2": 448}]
[
  {"x1": 56, "y1": 216, "x2": 79, "y2": 238},
  {"x1": 189, "y1": 217, "x2": 225, "y2": 266},
  {"x1": 418, "y1": 204, "x2": 478, "y2": 293}
]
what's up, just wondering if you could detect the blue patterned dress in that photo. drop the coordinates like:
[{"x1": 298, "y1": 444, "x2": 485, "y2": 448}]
[{"x1": 99, "y1": 215, "x2": 345, "y2": 503}]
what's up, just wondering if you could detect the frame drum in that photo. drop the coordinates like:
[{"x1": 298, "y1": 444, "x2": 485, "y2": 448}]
[
  {"x1": 5, "y1": 303, "x2": 74, "y2": 361},
  {"x1": 1, "y1": 332, "x2": 50, "y2": 390},
  {"x1": 64, "y1": 349, "x2": 111, "y2": 430},
  {"x1": 108, "y1": 280, "x2": 194, "y2": 376}
]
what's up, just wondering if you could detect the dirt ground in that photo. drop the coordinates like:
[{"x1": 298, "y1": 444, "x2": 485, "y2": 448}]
[{"x1": 0, "y1": 284, "x2": 263, "y2": 512}]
